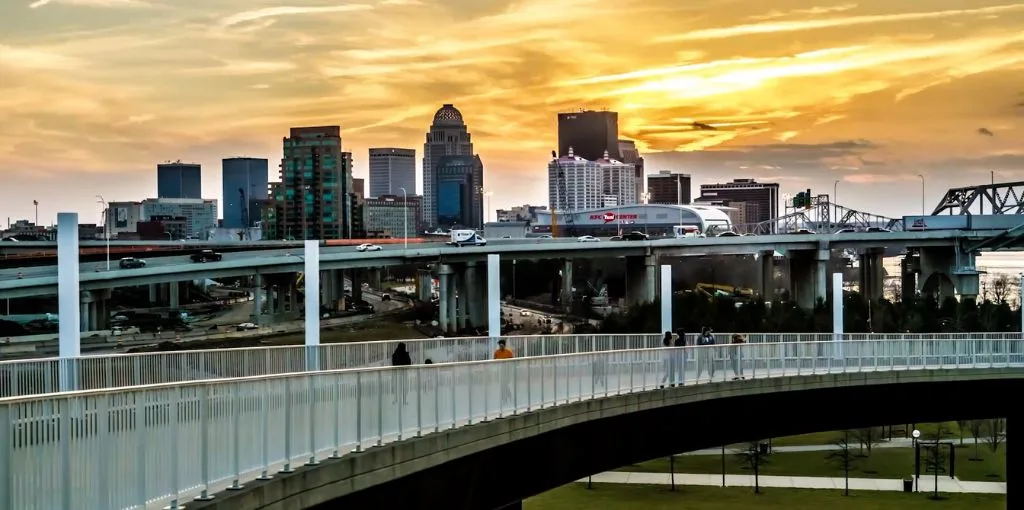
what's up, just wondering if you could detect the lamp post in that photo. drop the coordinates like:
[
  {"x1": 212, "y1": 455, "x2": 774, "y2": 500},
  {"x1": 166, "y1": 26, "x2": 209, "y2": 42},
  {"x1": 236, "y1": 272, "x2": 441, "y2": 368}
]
[
  {"x1": 912, "y1": 429, "x2": 921, "y2": 492},
  {"x1": 95, "y1": 195, "x2": 110, "y2": 271},
  {"x1": 399, "y1": 187, "x2": 408, "y2": 250},
  {"x1": 916, "y1": 174, "x2": 925, "y2": 215},
  {"x1": 33, "y1": 200, "x2": 39, "y2": 227}
]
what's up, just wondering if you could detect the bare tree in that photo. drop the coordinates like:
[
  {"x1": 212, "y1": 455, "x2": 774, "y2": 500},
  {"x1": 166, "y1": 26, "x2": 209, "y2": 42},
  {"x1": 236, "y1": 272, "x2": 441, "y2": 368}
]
[
  {"x1": 825, "y1": 431, "x2": 861, "y2": 496},
  {"x1": 852, "y1": 427, "x2": 884, "y2": 456},
  {"x1": 983, "y1": 419, "x2": 1006, "y2": 453},
  {"x1": 990, "y1": 274, "x2": 1016, "y2": 304},
  {"x1": 967, "y1": 420, "x2": 986, "y2": 461},
  {"x1": 735, "y1": 441, "x2": 770, "y2": 494},
  {"x1": 956, "y1": 420, "x2": 970, "y2": 445},
  {"x1": 922, "y1": 442, "x2": 947, "y2": 500}
]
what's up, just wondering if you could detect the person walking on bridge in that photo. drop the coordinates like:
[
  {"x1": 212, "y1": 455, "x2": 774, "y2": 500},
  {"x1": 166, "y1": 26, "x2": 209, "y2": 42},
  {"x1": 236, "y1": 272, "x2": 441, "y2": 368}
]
[
  {"x1": 730, "y1": 334, "x2": 746, "y2": 380},
  {"x1": 494, "y1": 339, "x2": 515, "y2": 405},
  {"x1": 696, "y1": 327, "x2": 716, "y2": 380},
  {"x1": 391, "y1": 343, "x2": 412, "y2": 404},
  {"x1": 659, "y1": 331, "x2": 676, "y2": 388}
]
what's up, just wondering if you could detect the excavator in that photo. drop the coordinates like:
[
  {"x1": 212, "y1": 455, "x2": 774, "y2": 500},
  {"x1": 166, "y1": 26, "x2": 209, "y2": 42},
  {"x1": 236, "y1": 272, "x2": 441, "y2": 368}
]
[{"x1": 695, "y1": 283, "x2": 755, "y2": 301}]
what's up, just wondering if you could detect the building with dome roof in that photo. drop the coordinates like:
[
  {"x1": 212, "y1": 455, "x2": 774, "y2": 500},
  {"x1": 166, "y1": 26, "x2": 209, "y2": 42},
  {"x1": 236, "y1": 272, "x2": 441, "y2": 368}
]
[{"x1": 422, "y1": 104, "x2": 482, "y2": 228}]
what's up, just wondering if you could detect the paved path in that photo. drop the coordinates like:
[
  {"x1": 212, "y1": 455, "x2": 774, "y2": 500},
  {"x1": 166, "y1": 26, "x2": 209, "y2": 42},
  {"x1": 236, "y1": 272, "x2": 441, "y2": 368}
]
[
  {"x1": 582, "y1": 471, "x2": 1007, "y2": 494},
  {"x1": 683, "y1": 438, "x2": 918, "y2": 456}
]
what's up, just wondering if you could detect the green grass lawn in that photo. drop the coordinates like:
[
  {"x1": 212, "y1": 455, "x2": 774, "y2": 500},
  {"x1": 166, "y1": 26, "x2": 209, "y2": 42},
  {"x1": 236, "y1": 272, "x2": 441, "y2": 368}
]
[
  {"x1": 618, "y1": 443, "x2": 1005, "y2": 482},
  {"x1": 525, "y1": 483, "x2": 1006, "y2": 509}
]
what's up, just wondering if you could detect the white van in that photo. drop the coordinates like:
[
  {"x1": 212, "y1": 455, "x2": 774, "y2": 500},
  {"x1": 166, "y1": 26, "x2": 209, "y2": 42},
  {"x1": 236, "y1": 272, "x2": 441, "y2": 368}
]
[
  {"x1": 672, "y1": 225, "x2": 705, "y2": 238},
  {"x1": 449, "y1": 229, "x2": 488, "y2": 247}
]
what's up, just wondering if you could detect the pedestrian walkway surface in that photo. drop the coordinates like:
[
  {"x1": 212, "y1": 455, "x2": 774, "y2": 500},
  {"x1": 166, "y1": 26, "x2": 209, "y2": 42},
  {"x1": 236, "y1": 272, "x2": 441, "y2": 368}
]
[
  {"x1": 683, "y1": 438, "x2": 917, "y2": 456},
  {"x1": 582, "y1": 471, "x2": 1006, "y2": 494}
]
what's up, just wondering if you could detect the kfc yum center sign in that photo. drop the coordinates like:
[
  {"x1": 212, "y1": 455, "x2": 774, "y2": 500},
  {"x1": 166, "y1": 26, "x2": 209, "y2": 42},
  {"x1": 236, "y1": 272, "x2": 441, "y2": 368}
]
[{"x1": 591, "y1": 211, "x2": 638, "y2": 223}]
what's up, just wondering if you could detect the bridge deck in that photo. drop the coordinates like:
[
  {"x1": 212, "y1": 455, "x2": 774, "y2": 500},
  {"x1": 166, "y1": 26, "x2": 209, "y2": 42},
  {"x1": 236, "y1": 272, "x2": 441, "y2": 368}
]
[{"x1": 1, "y1": 338, "x2": 1021, "y2": 509}]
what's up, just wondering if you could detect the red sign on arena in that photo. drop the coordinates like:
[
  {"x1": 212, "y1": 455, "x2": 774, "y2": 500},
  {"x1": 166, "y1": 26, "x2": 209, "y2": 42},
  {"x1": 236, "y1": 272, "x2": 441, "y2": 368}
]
[{"x1": 590, "y1": 212, "x2": 638, "y2": 223}]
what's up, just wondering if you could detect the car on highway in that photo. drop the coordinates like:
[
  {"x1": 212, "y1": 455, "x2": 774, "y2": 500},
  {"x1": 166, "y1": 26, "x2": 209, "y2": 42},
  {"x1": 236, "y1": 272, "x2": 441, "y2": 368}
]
[
  {"x1": 190, "y1": 250, "x2": 223, "y2": 263},
  {"x1": 118, "y1": 257, "x2": 147, "y2": 269},
  {"x1": 356, "y1": 243, "x2": 382, "y2": 252},
  {"x1": 235, "y1": 322, "x2": 259, "y2": 331},
  {"x1": 716, "y1": 231, "x2": 740, "y2": 237},
  {"x1": 576, "y1": 235, "x2": 600, "y2": 243},
  {"x1": 621, "y1": 231, "x2": 649, "y2": 241}
]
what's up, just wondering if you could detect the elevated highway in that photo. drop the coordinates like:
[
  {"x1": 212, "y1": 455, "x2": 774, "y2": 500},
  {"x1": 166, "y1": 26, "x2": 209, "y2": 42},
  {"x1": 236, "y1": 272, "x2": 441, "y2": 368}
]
[
  {"x1": 0, "y1": 229, "x2": 1005, "y2": 300},
  {"x1": 1, "y1": 337, "x2": 1019, "y2": 510}
]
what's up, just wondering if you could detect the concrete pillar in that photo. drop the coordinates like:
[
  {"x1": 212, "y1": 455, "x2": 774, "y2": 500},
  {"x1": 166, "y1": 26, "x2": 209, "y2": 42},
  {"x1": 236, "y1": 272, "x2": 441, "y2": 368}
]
[
  {"x1": 660, "y1": 264, "x2": 672, "y2": 333},
  {"x1": 464, "y1": 262, "x2": 479, "y2": 328},
  {"x1": 625, "y1": 255, "x2": 657, "y2": 306},
  {"x1": 253, "y1": 272, "x2": 263, "y2": 324},
  {"x1": 288, "y1": 281, "x2": 298, "y2": 314},
  {"x1": 276, "y1": 283, "x2": 287, "y2": 314},
  {"x1": 416, "y1": 269, "x2": 433, "y2": 302},
  {"x1": 859, "y1": 248, "x2": 885, "y2": 302},
  {"x1": 304, "y1": 240, "x2": 320, "y2": 369},
  {"x1": 57, "y1": 212, "x2": 81, "y2": 391},
  {"x1": 832, "y1": 272, "x2": 844, "y2": 336},
  {"x1": 367, "y1": 268, "x2": 383, "y2": 289},
  {"x1": 919, "y1": 247, "x2": 956, "y2": 300},
  {"x1": 900, "y1": 254, "x2": 919, "y2": 302},
  {"x1": 456, "y1": 269, "x2": 467, "y2": 331},
  {"x1": 350, "y1": 269, "x2": 363, "y2": 303},
  {"x1": 438, "y1": 265, "x2": 453, "y2": 333},
  {"x1": 560, "y1": 259, "x2": 573, "y2": 313},
  {"x1": 94, "y1": 297, "x2": 107, "y2": 331},
  {"x1": 148, "y1": 284, "x2": 159, "y2": 304},
  {"x1": 487, "y1": 254, "x2": 500, "y2": 339},
  {"x1": 448, "y1": 270, "x2": 458, "y2": 333},
  {"x1": 169, "y1": 281, "x2": 180, "y2": 308},
  {"x1": 79, "y1": 301, "x2": 90, "y2": 332},
  {"x1": 760, "y1": 251, "x2": 774, "y2": 300},
  {"x1": 180, "y1": 281, "x2": 190, "y2": 304},
  {"x1": 789, "y1": 249, "x2": 829, "y2": 310}
]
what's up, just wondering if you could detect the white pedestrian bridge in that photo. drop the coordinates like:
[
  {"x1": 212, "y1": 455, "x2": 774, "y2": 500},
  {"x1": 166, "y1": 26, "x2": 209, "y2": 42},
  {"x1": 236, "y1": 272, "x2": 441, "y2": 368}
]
[{"x1": 1, "y1": 334, "x2": 1022, "y2": 509}]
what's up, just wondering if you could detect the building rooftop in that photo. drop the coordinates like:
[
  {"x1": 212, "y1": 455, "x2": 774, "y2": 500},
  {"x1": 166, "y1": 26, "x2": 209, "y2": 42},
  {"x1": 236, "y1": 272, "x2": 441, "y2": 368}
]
[{"x1": 432, "y1": 104, "x2": 464, "y2": 126}]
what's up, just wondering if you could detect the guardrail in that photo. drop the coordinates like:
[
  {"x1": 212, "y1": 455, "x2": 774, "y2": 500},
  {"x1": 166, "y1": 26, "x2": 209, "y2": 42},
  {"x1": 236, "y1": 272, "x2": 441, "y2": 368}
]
[
  {"x1": 0, "y1": 332, "x2": 1022, "y2": 398},
  {"x1": 2, "y1": 337, "x2": 1022, "y2": 510}
]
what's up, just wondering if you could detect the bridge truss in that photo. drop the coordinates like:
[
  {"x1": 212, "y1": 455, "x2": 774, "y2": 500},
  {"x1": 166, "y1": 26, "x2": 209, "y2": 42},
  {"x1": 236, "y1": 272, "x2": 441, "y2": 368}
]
[
  {"x1": 932, "y1": 180, "x2": 1024, "y2": 215},
  {"x1": 736, "y1": 194, "x2": 903, "y2": 235}
]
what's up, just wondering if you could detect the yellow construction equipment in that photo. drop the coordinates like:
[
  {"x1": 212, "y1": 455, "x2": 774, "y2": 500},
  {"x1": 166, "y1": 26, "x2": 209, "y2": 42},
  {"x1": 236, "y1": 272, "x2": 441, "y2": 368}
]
[{"x1": 695, "y1": 283, "x2": 755, "y2": 300}]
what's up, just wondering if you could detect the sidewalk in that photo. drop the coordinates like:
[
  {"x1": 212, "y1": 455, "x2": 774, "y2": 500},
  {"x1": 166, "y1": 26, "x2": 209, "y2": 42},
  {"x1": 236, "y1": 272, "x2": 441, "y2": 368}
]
[
  {"x1": 683, "y1": 438, "x2": 918, "y2": 456},
  {"x1": 581, "y1": 471, "x2": 1006, "y2": 494}
]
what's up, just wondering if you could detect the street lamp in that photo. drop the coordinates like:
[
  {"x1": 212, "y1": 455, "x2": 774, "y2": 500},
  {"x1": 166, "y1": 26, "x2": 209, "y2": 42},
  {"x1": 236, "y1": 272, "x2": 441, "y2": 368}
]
[
  {"x1": 912, "y1": 429, "x2": 921, "y2": 492},
  {"x1": 399, "y1": 187, "x2": 408, "y2": 250},
  {"x1": 96, "y1": 195, "x2": 110, "y2": 271},
  {"x1": 916, "y1": 174, "x2": 925, "y2": 215}
]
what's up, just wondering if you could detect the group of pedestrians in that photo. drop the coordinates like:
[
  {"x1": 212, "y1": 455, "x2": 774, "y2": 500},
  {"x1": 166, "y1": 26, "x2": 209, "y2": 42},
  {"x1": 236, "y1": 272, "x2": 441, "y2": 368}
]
[
  {"x1": 660, "y1": 328, "x2": 748, "y2": 387},
  {"x1": 389, "y1": 340, "x2": 516, "y2": 405}
]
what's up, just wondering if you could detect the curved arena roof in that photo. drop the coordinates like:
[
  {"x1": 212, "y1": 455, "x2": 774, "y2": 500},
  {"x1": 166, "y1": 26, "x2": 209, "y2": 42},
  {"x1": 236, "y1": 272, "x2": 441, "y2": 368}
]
[{"x1": 534, "y1": 204, "x2": 733, "y2": 230}]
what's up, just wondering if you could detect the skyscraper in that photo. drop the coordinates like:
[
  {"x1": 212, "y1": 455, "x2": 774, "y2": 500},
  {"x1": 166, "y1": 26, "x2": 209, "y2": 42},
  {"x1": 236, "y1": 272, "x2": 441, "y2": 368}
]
[
  {"x1": 368, "y1": 148, "x2": 416, "y2": 197},
  {"x1": 618, "y1": 139, "x2": 645, "y2": 202},
  {"x1": 697, "y1": 178, "x2": 780, "y2": 226},
  {"x1": 422, "y1": 104, "x2": 475, "y2": 227},
  {"x1": 557, "y1": 110, "x2": 620, "y2": 161},
  {"x1": 647, "y1": 170, "x2": 692, "y2": 205},
  {"x1": 157, "y1": 162, "x2": 201, "y2": 199},
  {"x1": 434, "y1": 155, "x2": 484, "y2": 228},
  {"x1": 265, "y1": 126, "x2": 352, "y2": 240},
  {"x1": 221, "y1": 157, "x2": 269, "y2": 228}
]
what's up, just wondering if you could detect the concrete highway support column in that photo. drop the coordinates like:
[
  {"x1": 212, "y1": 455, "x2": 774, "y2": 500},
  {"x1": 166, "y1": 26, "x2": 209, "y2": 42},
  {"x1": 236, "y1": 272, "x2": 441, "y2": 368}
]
[
  {"x1": 57, "y1": 212, "x2": 81, "y2": 391},
  {"x1": 148, "y1": 284, "x2": 159, "y2": 305},
  {"x1": 438, "y1": 264, "x2": 453, "y2": 333},
  {"x1": 465, "y1": 261, "x2": 487, "y2": 329},
  {"x1": 366, "y1": 268, "x2": 383, "y2": 290},
  {"x1": 169, "y1": 281, "x2": 180, "y2": 308},
  {"x1": 456, "y1": 266, "x2": 467, "y2": 331},
  {"x1": 660, "y1": 264, "x2": 672, "y2": 333},
  {"x1": 416, "y1": 269, "x2": 433, "y2": 302},
  {"x1": 900, "y1": 254, "x2": 920, "y2": 302},
  {"x1": 350, "y1": 269, "x2": 364, "y2": 303},
  {"x1": 919, "y1": 247, "x2": 956, "y2": 300},
  {"x1": 760, "y1": 251, "x2": 775, "y2": 300},
  {"x1": 288, "y1": 279, "x2": 298, "y2": 314},
  {"x1": 560, "y1": 259, "x2": 573, "y2": 313},
  {"x1": 859, "y1": 248, "x2": 885, "y2": 302},
  {"x1": 624, "y1": 255, "x2": 657, "y2": 307},
  {"x1": 253, "y1": 272, "x2": 263, "y2": 325},
  {"x1": 789, "y1": 249, "x2": 830, "y2": 310}
]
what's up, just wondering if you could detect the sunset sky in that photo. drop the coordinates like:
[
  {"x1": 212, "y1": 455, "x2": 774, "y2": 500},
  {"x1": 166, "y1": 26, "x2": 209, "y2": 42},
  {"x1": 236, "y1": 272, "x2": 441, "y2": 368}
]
[{"x1": 1, "y1": 0, "x2": 1023, "y2": 224}]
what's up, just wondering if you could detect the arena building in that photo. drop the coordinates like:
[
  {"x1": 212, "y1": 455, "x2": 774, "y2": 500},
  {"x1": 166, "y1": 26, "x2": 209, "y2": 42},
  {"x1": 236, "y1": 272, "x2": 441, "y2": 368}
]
[{"x1": 530, "y1": 203, "x2": 733, "y2": 237}]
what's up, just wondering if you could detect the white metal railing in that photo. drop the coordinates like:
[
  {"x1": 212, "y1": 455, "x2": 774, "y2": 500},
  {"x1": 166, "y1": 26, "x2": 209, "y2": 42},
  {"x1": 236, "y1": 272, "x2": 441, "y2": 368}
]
[
  {"x1": 1, "y1": 332, "x2": 1022, "y2": 398},
  {"x1": 1, "y1": 337, "x2": 1022, "y2": 510}
]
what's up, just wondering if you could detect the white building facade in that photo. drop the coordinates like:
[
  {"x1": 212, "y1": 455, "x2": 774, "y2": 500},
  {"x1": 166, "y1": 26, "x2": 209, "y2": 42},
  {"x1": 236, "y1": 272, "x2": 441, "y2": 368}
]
[{"x1": 547, "y1": 149, "x2": 603, "y2": 213}]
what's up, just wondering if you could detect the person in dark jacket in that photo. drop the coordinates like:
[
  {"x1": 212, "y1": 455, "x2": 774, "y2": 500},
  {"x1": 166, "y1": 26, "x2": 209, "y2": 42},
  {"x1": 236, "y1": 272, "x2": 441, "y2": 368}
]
[
  {"x1": 660, "y1": 331, "x2": 675, "y2": 388},
  {"x1": 696, "y1": 327, "x2": 716, "y2": 379},
  {"x1": 391, "y1": 343, "x2": 412, "y2": 404},
  {"x1": 674, "y1": 328, "x2": 687, "y2": 384},
  {"x1": 730, "y1": 334, "x2": 746, "y2": 380}
]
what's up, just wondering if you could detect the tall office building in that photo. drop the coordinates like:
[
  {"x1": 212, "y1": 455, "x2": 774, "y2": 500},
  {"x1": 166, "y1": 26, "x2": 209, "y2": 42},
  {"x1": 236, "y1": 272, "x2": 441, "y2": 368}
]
[
  {"x1": 157, "y1": 162, "x2": 201, "y2": 199},
  {"x1": 698, "y1": 178, "x2": 780, "y2": 226},
  {"x1": 422, "y1": 104, "x2": 476, "y2": 227},
  {"x1": 221, "y1": 157, "x2": 269, "y2": 229},
  {"x1": 647, "y1": 170, "x2": 692, "y2": 205},
  {"x1": 548, "y1": 148, "x2": 603, "y2": 213},
  {"x1": 596, "y1": 151, "x2": 637, "y2": 209},
  {"x1": 618, "y1": 140, "x2": 645, "y2": 202},
  {"x1": 369, "y1": 148, "x2": 416, "y2": 197},
  {"x1": 557, "y1": 110, "x2": 620, "y2": 161},
  {"x1": 434, "y1": 155, "x2": 484, "y2": 228},
  {"x1": 265, "y1": 126, "x2": 352, "y2": 240}
]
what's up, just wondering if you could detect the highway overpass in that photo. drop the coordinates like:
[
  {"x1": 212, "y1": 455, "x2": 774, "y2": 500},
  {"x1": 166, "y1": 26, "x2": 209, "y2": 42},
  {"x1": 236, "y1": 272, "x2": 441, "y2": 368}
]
[
  {"x1": 0, "y1": 229, "x2": 1005, "y2": 300},
  {"x1": 2, "y1": 337, "x2": 1019, "y2": 510}
]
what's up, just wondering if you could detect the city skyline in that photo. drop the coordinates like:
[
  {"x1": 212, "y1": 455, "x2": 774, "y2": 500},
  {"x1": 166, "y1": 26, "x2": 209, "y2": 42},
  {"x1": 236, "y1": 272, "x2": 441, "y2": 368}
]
[{"x1": 2, "y1": 0, "x2": 1023, "y2": 223}]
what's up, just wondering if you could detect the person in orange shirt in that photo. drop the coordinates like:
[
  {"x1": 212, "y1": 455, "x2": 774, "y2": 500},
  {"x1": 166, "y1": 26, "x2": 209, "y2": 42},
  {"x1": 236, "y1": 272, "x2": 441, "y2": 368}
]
[
  {"x1": 494, "y1": 339, "x2": 514, "y2": 405},
  {"x1": 494, "y1": 339, "x2": 514, "y2": 359}
]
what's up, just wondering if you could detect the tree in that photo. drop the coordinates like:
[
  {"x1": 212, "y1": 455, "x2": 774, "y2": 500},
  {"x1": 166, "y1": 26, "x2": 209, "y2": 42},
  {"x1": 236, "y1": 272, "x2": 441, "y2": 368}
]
[
  {"x1": 967, "y1": 420, "x2": 986, "y2": 461},
  {"x1": 990, "y1": 274, "x2": 1016, "y2": 304},
  {"x1": 983, "y1": 418, "x2": 1006, "y2": 454},
  {"x1": 922, "y1": 442, "x2": 947, "y2": 500},
  {"x1": 956, "y1": 420, "x2": 971, "y2": 445},
  {"x1": 735, "y1": 441, "x2": 770, "y2": 494},
  {"x1": 852, "y1": 427, "x2": 884, "y2": 456},
  {"x1": 825, "y1": 431, "x2": 861, "y2": 496}
]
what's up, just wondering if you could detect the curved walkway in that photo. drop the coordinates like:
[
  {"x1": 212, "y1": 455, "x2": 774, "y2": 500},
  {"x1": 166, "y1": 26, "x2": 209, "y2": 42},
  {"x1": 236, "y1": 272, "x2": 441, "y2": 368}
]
[{"x1": 1, "y1": 337, "x2": 1022, "y2": 509}]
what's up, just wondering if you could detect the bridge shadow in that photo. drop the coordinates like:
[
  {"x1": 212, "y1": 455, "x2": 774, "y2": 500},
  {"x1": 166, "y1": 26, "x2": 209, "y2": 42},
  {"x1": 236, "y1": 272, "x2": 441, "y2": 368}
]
[{"x1": 311, "y1": 376, "x2": 1018, "y2": 510}]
